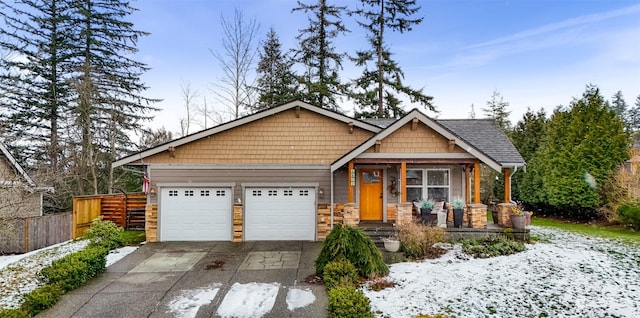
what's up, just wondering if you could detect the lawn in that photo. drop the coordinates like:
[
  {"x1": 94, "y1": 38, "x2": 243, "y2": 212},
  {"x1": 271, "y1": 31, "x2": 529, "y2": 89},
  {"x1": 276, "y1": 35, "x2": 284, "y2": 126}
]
[{"x1": 530, "y1": 217, "x2": 640, "y2": 245}]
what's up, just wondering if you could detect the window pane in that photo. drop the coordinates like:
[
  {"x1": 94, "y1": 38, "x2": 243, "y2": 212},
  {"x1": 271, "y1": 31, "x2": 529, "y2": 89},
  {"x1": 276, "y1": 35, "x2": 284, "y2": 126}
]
[
  {"x1": 427, "y1": 188, "x2": 449, "y2": 201},
  {"x1": 406, "y1": 188, "x2": 422, "y2": 202},
  {"x1": 427, "y1": 170, "x2": 449, "y2": 186},
  {"x1": 406, "y1": 170, "x2": 423, "y2": 185},
  {"x1": 362, "y1": 171, "x2": 380, "y2": 183}
]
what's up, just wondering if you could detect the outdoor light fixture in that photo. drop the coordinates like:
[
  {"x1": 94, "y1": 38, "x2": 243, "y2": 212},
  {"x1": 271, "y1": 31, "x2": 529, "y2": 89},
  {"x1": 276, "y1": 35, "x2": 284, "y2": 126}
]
[{"x1": 318, "y1": 187, "x2": 325, "y2": 198}]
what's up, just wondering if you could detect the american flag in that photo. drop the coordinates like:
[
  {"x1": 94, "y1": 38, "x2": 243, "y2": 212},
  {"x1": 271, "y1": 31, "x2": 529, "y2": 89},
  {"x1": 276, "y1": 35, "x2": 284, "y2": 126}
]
[{"x1": 142, "y1": 173, "x2": 150, "y2": 193}]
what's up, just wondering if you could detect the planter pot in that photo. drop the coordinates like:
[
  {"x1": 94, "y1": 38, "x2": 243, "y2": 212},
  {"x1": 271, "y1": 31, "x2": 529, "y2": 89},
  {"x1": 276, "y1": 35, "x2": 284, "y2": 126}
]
[
  {"x1": 511, "y1": 214, "x2": 526, "y2": 229},
  {"x1": 383, "y1": 239, "x2": 400, "y2": 252},
  {"x1": 524, "y1": 212, "x2": 532, "y2": 227},
  {"x1": 420, "y1": 208, "x2": 432, "y2": 225},
  {"x1": 453, "y1": 208, "x2": 464, "y2": 228},
  {"x1": 491, "y1": 210, "x2": 499, "y2": 224},
  {"x1": 437, "y1": 211, "x2": 447, "y2": 228}
]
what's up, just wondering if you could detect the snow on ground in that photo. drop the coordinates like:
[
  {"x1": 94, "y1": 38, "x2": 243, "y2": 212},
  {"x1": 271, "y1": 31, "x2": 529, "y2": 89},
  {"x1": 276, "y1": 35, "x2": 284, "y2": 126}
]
[
  {"x1": 286, "y1": 287, "x2": 316, "y2": 311},
  {"x1": 216, "y1": 282, "x2": 280, "y2": 318},
  {"x1": 364, "y1": 226, "x2": 640, "y2": 318},
  {"x1": 0, "y1": 241, "x2": 138, "y2": 310},
  {"x1": 166, "y1": 284, "x2": 221, "y2": 318}
]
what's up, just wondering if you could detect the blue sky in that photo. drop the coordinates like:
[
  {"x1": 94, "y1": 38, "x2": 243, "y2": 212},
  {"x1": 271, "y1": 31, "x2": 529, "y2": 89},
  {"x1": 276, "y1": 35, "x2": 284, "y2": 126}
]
[{"x1": 130, "y1": 0, "x2": 640, "y2": 134}]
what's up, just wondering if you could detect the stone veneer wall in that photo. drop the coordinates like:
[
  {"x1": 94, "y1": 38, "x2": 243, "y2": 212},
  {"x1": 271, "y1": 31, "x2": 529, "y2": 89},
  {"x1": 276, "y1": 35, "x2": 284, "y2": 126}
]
[
  {"x1": 233, "y1": 204, "x2": 243, "y2": 242},
  {"x1": 145, "y1": 204, "x2": 158, "y2": 242},
  {"x1": 395, "y1": 203, "x2": 413, "y2": 226},
  {"x1": 342, "y1": 203, "x2": 360, "y2": 227},
  {"x1": 467, "y1": 203, "x2": 487, "y2": 228},
  {"x1": 497, "y1": 203, "x2": 516, "y2": 227}
]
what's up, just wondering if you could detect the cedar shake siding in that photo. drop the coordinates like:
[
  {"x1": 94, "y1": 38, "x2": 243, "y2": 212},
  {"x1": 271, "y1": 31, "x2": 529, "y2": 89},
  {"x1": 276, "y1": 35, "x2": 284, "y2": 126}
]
[
  {"x1": 364, "y1": 122, "x2": 466, "y2": 154},
  {"x1": 141, "y1": 108, "x2": 374, "y2": 165}
]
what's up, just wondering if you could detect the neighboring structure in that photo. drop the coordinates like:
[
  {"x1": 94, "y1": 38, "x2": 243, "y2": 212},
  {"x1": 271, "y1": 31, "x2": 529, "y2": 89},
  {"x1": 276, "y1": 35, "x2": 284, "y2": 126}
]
[
  {"x1": 0, "y1": 143, "x2": 52, "y2": 218},
  {"x1": 113, "y1": 100, "x2": 525, "y2": 242}
]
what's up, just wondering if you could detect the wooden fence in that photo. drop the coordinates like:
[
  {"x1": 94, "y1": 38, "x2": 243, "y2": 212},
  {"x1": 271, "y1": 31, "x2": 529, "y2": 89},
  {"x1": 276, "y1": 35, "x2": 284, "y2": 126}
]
[
  {"x1": 0, "y1": 213, "x2": 72, "y2": 254},
  {"x1": 72, "y1": 193, "x2": 147, "y2": 239}
]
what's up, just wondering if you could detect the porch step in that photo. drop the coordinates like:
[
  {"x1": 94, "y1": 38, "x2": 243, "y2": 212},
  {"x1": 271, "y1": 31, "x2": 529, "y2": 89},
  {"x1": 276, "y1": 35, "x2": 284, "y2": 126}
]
[{"x1": 358, "y1": 222, "x2": 396, "y2": 246}]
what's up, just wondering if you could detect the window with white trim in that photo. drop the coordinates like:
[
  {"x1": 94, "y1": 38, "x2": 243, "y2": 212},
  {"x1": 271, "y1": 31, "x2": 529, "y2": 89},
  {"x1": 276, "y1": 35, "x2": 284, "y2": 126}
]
[{"x1": 406, "y1": 169, "x2": 450, "y2": 202}]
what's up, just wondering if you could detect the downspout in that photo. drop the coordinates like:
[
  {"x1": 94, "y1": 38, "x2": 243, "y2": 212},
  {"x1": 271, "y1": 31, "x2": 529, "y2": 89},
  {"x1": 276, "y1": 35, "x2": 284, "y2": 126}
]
[
  {"x1": 330, "y1": 171, "x2": 334, "y2": 229},
  {"x1": 509, "y1": 166, "x2": 518, "y2": 204}
]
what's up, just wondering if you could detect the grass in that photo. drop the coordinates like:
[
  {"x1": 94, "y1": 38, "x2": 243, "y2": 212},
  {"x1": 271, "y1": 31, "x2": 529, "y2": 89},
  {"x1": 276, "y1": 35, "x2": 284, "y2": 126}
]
[
  {"x1": 122, "y1": 230, "x2": 146, "y2": 246},
  {"x1": 530, "y1": 217, "x2": 640, "y2": 245}
]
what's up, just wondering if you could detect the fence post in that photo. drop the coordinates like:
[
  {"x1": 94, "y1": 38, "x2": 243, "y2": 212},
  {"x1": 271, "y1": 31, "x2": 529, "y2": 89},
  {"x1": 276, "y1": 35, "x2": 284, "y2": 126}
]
[{"x1": 23, "y1": 218, "x2": 29, "y2": 253}]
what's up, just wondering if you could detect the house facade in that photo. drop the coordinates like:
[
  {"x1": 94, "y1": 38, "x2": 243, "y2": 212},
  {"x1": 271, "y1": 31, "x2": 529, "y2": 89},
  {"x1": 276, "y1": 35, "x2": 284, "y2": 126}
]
[
  {"x1": 0, "y1": 144, "x2": 51, "y2": 218},
  {"x1": 113, "y1": 101, "x2": 525, "y2": 242}
]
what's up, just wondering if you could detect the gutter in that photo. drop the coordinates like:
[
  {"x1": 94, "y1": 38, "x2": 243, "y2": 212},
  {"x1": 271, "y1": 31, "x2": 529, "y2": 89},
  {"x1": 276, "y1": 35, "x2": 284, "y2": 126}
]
[{"x1": 330, "y1": 171, "x2": 334, "y2": 229}]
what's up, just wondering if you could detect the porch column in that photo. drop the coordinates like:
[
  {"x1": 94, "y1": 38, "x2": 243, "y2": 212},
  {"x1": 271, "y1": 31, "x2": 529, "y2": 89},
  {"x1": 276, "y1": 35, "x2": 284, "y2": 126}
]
[
  {"x1": 473, "y1": 162, "x2": 481, "y2": 204},
  {"x1": 400, "y1": 161, "x2": 407, "y2": 203},
  {"x1": 503, "y1": 167, "x2": 511, "y2": 203},
  {"x1": 348, "y1": 161, "x2": 354, "y2": 202},
  {"x1": 465, "y1": 165, "x2": 471, "y2": 204}
]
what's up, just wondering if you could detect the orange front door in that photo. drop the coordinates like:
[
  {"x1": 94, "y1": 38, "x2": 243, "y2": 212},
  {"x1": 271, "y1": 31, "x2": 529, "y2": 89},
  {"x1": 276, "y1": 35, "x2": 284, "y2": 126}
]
[{"x1": 359, "y1": 169, "x2": 383, "y2": 220}]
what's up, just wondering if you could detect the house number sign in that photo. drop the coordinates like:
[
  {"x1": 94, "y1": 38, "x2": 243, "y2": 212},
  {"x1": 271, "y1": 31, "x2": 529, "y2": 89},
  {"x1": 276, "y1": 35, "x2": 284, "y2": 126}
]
[{"x1": 350, "y1": 169, "x2": 356, "y2": 186}]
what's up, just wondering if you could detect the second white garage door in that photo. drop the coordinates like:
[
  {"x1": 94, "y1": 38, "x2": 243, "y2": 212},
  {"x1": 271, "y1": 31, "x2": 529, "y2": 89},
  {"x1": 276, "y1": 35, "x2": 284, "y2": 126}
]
[
  {"x1": 244, "y1": 187, "x2": 316, "y2": 241},
  {"x1": 160, "y1": 187, "x2": 232, "y2": 241}
]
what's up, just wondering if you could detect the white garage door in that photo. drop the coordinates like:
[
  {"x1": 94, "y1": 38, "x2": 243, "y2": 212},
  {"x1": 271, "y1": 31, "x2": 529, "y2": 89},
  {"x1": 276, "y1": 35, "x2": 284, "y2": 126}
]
[
  {"x1": 160, "y1": 187, "x2": 232, "y2": 241},
  {"x1": 245, "y1": 187, "x2": 316, "y2": 241}
]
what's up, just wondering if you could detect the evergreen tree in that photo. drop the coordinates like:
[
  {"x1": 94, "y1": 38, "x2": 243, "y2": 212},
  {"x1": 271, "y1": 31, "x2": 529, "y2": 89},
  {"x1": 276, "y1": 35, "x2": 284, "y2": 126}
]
[
  {"x1": 67, "y1": 0, "x2": 159, "y2": 195},
  {"x1": 482, "y1": 89, "x2": 511, "y2": 132},
  {"x1": 292, "y1": 0, "x2": 348, "y2": 111},
  {"x1": 625, "y1": 94, "x2": 640, "y2": 142},
  {"x1": 611, "y1": 90, "x2": 627, "y2": 118},
  {"x1": 533, "y1": 85, "x2": 629, "y2": 218},
  {"x1": 253, "y1": 27, "x2": 299, "y2": 111},
  {"x1": 350, "y1": 0, "x2": 434, "y2": 118},
  {"x1": 511, "y1": 108, "x2": 547, "y2": 201},
  {"x1": 0, "y1": 0, "x2": 74, "y2": 170}
]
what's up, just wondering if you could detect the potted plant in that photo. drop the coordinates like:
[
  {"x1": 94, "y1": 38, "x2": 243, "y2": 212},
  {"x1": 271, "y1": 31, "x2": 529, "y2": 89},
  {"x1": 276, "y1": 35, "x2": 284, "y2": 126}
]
[
  {"x1": 383, "y1": 224, "x2": 400, "y2": 252},
  {"x1": 452, "y1": 197, "x2": 465, "y2": 228},
  {"x1": 419, "y1": 198, "x2": 435, "y2": 225},
  {"x1": 510, "y1": 205, "x2": 527, "y2": 229}
]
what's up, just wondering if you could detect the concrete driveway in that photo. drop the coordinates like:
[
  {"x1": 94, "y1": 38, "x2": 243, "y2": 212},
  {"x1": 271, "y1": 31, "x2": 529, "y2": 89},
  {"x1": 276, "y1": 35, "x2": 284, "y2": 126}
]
[{"x1": 39, "y1": 241, "x2": 327, "y2": 318}]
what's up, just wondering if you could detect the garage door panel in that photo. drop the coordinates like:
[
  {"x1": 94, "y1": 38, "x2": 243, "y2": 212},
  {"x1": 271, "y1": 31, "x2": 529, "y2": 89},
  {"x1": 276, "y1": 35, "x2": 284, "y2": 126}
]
[
  {"x1": 245, "y1": 187, "x2": 315, "y2": 241},
  {"x1": 160, "y1": 187, "x2": 232, "y2": 241}
]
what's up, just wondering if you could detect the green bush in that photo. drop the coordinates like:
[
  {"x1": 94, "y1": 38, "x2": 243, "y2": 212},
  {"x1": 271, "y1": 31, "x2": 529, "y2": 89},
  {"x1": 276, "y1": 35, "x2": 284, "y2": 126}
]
[
  {"x1": 41, "y1": 246, "x2": 108, "y2": 292},
  {"x1": 316, "y1": 224, "x2": 388, "y2": 278},
  {"x1": 323, "y1": 258, "x2": 358, "y2": 289},
  {"x1": 85, "y1": 216, "x2": 124, "y2": 250},
  {"x1": 20, "y1": 284, "x2": 63, "y2": 315},
  {"x1": 327, "y1": 285, "x2": 374, "y2": 318},
  {"x1": 0, "y1": 308, "x2": 31, "y2": 318},
  {"x1": 461, "y1": 237, "x2": 526, "y2": 258},
  {"x1": 618, "y1": 201, "x2": 640, "y2": 231},
  {"x1": 398, "y1": 223, "x2": 446, "y2": 259}
]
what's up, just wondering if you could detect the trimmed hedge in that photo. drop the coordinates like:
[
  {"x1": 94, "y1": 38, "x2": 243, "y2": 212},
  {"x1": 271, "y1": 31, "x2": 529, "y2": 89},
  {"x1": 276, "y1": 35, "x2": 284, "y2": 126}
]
[
  {"x1": 20, "y1": 284, "x2": 63, "y2": 315},
  {"x1": 40, "y1": 246, "x2": 108, "y2": 292},
  {"x1": 618, "y1": 201, "x2": 640, "y2": 231},
  {"x1": 323, "y1": 258, "x2": 358, "y2": 290},
  {"x1": 316, "y1": 224, "x2": 388, "y2": 278},
  {"x1": 327, "y1": 286, "x2": 374, "y2": 318},
  {"x1": 85, "y1": 216, "x2": 125, "y2": 250}
]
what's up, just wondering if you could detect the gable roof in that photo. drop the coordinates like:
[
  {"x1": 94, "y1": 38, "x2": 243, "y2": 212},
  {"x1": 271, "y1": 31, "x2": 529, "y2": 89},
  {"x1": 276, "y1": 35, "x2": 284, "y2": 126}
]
[
  {"x1": 331, "y1": 109, "x2": 525, "y2": 172},
  {"x1": 0, "y1": 143, "x2": 36, "y2": 187},
  {"x1": 113, "y1": 100, "x2": 382, "y2": 167}
]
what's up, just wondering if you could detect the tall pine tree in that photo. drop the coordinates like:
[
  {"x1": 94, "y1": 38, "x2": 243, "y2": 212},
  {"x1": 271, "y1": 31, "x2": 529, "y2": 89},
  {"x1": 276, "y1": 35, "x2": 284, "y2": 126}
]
[
  {"x1": 350, "y1": 0, "x2": 434, "y2": 118},
  {"x1": 292, "y1": 0, "x2": 348, "y2": 111},
  {"x1": 253, "y1": 27, "x2": 300, "y2": 111}
]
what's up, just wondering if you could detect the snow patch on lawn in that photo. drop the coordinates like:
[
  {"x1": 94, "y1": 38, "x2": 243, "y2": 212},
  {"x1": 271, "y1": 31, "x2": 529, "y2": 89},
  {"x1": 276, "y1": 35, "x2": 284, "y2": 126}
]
[
  {"x1": 106, "y1": 246, "x2": 138, "y2": 267},
  {"x1": 0, "y1": 240, "x2": 89, "y2": 309},
  {"x1": 364, "y1": 226, "x2": 640, "y2": 317},
  {"x1": 217, "y1": 282, "x2": 280, "y2": 318},
  {"x1": 166, "y1": 284, "x2": 221, "y2": 318},
  {"x1": 286, "y1": 287, "x2": 316, "y2": 310}
]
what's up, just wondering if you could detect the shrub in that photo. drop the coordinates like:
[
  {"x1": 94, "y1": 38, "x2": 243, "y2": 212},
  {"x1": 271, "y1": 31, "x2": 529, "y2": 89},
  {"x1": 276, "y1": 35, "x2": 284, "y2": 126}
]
[
  {"x1": 323, "y1": 258, "x2": 358, "y2": 289},
  {"x1": 398, "y1": 223, "x2": 446, "y2": 259},
  {"x1": 461, "y1": 237, "x2": 526, "y2": 258},
  {"x1": 0, "y1": 309, "x2": 31, "y2": 318},
  {"x1": 316, "y1": 224, "x2": 388, "y2": 278},
  {"x1": 327, "y1": 285, "x2": 374, "y2": 318},
  {"x1": 41, "y1": 246, "x2": 108, "y2": 292},
  {"x1": 617, "y1": 201, "x2": 640, "y2": 231},
  {"x1": 20, "y1": 284, "x2": 63, "y2": 315},
  {"x1": 85, "y1": 216, "x2": 125, "y2": 250}
]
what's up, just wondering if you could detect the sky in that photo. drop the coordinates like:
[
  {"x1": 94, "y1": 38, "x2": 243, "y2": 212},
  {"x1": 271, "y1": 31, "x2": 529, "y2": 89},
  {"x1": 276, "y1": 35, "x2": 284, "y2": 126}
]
[{"x1": 129, "y1": 0, "x2": 640, "y2": 135}]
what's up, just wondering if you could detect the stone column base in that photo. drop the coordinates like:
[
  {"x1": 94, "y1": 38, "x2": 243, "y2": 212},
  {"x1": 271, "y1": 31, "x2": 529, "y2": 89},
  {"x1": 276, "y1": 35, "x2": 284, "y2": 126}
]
[
  {"x1": 343, "y1": 203, "x2": 360, "y2": 227},
  {"x1": 498, "y1": 203, "x2": 516, "y2": 227},
  {"x1": 395, "y1": 203, "x2": 413, "y2": 226},
  {"x1": 467, "y1": 203, "x2": 487, "y2": 229}
]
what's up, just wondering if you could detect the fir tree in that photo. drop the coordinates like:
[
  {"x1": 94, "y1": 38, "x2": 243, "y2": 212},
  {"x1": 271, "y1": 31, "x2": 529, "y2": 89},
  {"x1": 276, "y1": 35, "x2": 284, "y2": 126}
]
[
  {"x1": 350, "y1": 0, "x2": 434, "y2": 118},
  {"x1": 292, "y1": 0, "x2": 349, "y2": 111},
  {"x1": 253, "y1": 27, "x2": 299, "y2": 111},
  {"x1": 482, "y1": 90, "x2": 511, "y2": 132}
]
